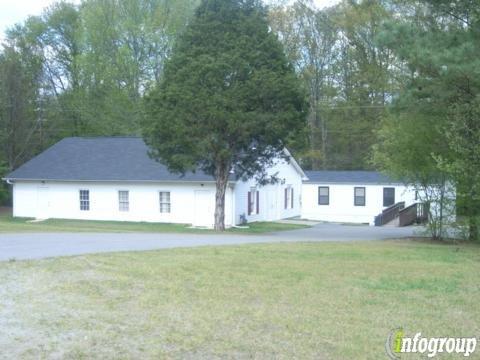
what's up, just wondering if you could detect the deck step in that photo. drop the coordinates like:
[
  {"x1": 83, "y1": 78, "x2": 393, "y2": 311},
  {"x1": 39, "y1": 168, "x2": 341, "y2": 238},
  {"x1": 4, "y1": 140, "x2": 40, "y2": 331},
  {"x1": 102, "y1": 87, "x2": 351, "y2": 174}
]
[{"x1": 383, "y1": 217, "x2": 399, "y2": 227}]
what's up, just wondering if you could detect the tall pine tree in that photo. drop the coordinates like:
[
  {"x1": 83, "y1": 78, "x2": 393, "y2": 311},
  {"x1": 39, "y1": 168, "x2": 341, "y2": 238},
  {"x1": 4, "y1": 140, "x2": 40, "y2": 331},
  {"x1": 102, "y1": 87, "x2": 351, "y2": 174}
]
[{"x1": 143, "y1": 0, "x2": 307, "y2": 230}]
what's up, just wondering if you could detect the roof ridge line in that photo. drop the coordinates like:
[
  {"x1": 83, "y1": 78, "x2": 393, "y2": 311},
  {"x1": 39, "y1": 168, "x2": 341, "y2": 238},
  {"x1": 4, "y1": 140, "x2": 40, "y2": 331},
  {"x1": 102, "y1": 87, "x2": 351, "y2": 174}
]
[{"x1": 67, "y1": 136, "x2": 142, "y2": 139}]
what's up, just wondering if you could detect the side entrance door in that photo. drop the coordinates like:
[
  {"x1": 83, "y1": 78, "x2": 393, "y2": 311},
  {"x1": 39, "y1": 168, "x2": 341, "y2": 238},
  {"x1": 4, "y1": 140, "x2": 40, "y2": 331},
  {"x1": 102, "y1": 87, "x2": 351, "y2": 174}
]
[
  {"x1": 36, "y1": 186, "x2": 50, "y2": 219},
  {"x1": 265, "y1": 188, "x2": 278, "y2": 221},
  {"x1": 193, "y1": 190, "x2": 214, "y2": 227}
]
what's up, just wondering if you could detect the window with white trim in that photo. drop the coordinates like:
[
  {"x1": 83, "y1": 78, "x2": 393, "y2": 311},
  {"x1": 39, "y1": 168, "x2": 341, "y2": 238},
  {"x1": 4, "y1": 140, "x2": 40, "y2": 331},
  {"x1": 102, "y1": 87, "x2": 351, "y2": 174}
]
[
  {"x1": 159, "y1": 191, "x2": 171, "y2": 213},
  {"x1": 79, "y1": 190, "x2": 90, "y2": 211},
  {"x1": 118, "y1": 190, "x2": 129, "y2": 211},
  {"x1": 354, "y1": 187, "x2": 366, "y2": 206},
  {"x1": 318, "y1": 186, "x2": 329, "y2": 205}
]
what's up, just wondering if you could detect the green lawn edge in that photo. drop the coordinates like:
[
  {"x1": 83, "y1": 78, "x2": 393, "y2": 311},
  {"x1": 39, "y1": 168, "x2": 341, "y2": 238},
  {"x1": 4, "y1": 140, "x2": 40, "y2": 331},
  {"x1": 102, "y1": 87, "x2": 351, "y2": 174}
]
[{"x1": 0, "y1": 213, "x2": 309, "y2": 234}]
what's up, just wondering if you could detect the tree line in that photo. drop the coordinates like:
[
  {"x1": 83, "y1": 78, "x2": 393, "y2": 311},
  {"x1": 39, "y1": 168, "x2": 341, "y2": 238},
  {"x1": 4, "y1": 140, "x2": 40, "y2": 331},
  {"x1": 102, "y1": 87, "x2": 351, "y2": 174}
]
[
  {"x1": 0, "y1": 0, "x2": 478, "y2": 239},
  {"x1": 0, "y1": 0, "x2": 198, "y2": 198}
]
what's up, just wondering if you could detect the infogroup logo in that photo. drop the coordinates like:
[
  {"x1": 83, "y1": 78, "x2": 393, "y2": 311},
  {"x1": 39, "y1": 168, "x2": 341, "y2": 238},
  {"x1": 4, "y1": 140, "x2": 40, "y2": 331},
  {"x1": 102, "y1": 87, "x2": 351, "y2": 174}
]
[{"x1": 385, "y1": 328, "x2": 477, "y2": 359}]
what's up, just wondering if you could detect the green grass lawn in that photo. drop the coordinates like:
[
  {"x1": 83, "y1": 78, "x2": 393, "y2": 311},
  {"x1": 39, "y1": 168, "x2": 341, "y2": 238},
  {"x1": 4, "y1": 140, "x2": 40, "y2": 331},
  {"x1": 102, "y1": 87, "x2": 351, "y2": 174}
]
[
  {"x1": 1, "y1": 240, "x2": 479, "y2": 359},
  {"x1": 0, "y1": 210, "x2": 307, "y2": 234}
]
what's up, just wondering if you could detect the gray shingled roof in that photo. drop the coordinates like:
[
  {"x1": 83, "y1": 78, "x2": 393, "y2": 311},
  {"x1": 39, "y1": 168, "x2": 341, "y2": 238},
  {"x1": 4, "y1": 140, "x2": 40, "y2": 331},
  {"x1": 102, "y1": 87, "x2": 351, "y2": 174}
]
[
  {"x1": 304, "y1": 170, "x2": 401, "y2": 184},
  {"x1": 5, "y1": 137, "x2": 223, "y2": 182}
]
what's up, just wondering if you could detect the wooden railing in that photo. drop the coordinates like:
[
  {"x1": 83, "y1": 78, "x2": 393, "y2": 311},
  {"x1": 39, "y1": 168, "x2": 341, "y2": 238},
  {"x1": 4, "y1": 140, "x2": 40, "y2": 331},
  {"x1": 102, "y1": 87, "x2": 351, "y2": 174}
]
[
  {"x1": 381, "y1": 202, "x2": 429, "y2": 227},
  {"x1": 374, "y1": 202, "x2": 405, "y2": 226},
  {"x1": 417, "y1": 202, "x2": 429, "y2": 224},
  {"x1": 399, "y1": 203, "x2": 417, "y2": 227}
]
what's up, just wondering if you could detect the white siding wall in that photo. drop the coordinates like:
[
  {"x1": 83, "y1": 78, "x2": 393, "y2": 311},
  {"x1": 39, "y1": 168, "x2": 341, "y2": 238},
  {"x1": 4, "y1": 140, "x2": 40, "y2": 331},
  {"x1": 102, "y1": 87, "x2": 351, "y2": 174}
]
[
  {"x1": 301, "y1": 183, "x2": 416, "y2": 225},
  {"x1": 234, "y1": 159, "x2": 303, "y2": 224},
  {"x1": 13, "y1": 181, "x2": 235, "y2": 227}
]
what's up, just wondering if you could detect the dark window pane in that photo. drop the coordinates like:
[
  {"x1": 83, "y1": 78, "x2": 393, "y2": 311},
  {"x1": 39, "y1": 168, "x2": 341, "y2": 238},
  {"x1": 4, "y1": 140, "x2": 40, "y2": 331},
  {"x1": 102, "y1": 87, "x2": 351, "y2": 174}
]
[
  {"x1": 159, "y1": 191, "x2": 171, "y2": 213},
  {"x1": 318, "y1": 187, "x2": 329, "y2": 205},
  {"x1": 79, "y1": 190, "x2": 89, "y2": 211},
  {"x1": 354, "y1": 187, "x2": 365, "y2": 206},
  {"x1": 383, "y1": 187, "x2": 395, "y2": 207}
]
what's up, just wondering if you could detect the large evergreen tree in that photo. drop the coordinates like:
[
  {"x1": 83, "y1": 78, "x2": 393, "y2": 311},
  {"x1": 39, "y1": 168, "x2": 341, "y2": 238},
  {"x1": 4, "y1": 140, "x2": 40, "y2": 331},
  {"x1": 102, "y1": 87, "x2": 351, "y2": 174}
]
[
  {"x1": 374, "y1": 0, "x2": 480, "y2": 241},
  {"x1": 143, "y1": 0, "x2": 307, "y2": 230}
]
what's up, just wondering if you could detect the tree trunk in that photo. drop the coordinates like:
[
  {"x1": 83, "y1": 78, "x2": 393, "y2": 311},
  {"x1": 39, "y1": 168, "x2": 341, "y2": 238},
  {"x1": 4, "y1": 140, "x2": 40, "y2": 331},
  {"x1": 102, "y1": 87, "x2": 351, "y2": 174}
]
[
  {"x1": 214, "y1": 162, "x2": 230, "y2": 231},
  {"x1": 468, "y1": 216, "x2": 478, "y2": 242},
  {"x1": 438, "y1": 181, "x2": 445, "y2": 241},
  {"x1": 320, "y1": 113, "x2": 327, "y2": 170}
]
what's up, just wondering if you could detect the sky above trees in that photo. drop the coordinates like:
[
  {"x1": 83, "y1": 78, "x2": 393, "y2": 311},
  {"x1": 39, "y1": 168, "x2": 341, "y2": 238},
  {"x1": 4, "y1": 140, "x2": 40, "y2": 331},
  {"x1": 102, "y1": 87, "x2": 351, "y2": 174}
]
[
  {"x1": 0, "y1": 0, "x2": 340, "y2": 41},
  {"x1": 0, "y1": 0, "x2": 82, "y2": 40}
]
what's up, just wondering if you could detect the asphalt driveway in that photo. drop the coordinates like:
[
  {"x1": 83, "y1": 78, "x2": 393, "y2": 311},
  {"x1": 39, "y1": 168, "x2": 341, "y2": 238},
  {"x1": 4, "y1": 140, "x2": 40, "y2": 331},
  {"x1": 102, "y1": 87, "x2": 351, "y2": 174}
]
[{"x1": 0, "y1": 223, "x2": 424, "y2": 261}]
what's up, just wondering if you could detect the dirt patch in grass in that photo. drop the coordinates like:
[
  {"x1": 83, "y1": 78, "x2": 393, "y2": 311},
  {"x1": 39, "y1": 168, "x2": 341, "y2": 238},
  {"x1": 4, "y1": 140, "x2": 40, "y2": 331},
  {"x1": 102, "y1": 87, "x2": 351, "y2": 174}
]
[{"x1": 0, "y1": 240, "x2": 479, "y2": 358}]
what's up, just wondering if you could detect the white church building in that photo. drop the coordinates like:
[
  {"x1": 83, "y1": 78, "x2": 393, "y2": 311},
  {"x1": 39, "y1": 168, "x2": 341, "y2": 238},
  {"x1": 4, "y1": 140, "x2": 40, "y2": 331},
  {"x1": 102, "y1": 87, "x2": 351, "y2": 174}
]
[
  {"x1": 301, "y1": 171, "x2": 417, "y2": 225},
  {"x1": 3, "y1": 137, "x2": 306, "y2": 228},
  {"x1": 3, "y1": 137, "x2": 418, "y2": 227}
]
